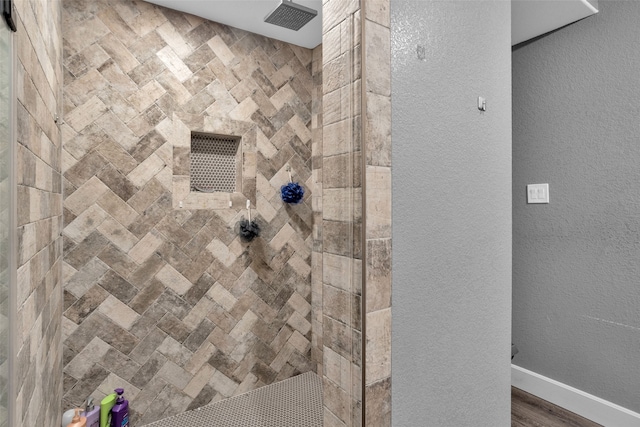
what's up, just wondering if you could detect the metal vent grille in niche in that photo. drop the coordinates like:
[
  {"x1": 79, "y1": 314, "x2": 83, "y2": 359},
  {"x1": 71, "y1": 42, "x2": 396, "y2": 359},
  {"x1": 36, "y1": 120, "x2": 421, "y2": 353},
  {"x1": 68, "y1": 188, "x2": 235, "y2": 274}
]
[{"x1": 190, "y1": 133, "x2": 241, "y2": 193}]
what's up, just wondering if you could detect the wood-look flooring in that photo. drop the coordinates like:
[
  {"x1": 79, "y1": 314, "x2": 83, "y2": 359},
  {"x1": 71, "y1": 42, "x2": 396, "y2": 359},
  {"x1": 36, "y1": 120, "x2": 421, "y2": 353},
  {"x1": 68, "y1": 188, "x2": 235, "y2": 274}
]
[{"x1": 512, "y1": 387, "x2": 603, "y2": 427}]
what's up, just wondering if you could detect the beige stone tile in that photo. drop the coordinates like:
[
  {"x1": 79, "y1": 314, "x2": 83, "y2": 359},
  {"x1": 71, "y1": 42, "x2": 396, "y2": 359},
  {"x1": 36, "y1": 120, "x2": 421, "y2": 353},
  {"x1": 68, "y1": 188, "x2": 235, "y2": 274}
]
[
  {"x1": 64, "y1": 175, "x2": 109, "y2": 215},
  {"x1": 323, "y1": 23, "x2": 342, "y2": 64},
  {"x1": 158, "y1": 336, "x2": 193, "y2": 366},
  {"x1": 98, "y1": 33, "x2": 140, "y2": 73},
  {"x1": 365, "y1": 20, "x2": 391, "y2": 97},
  {"x1": 323, "y1": 407, "x2": 347, "y2": 427},
  {"x1": 128, "y1": 229, "x2": 164, "y2": 265},
  {"x1": 366, "y1": 166, "x2": 391, "y2": 239},
  {"x1": 157, "y1": 360, "x2": 193, "y2": 390},
  {"x1": 184, "y1": 341, "x2": 216, "y2": 375},
  {"x1": 127, "y1": 153, "x2": 166, "y2": 188},
  {"x1": 172, "y1": 176, "x2": 190, "y2": 208},
  {"x1": 365, "y1": 308, "x2": 391, "y2": 384},
  {"x1": 323, "y1": 188, "x2": 355, "y2": 222},
  {"x1": 365, "y1": 377, "x2": 391, "y2": 427},
  {"x1": 208, "y1": 35, "x2": 236, "y2": 66},
  {"x1": 97, "y1": 216, "x2": 139, "y2": 253},
  {"x1": 288, "y1": 115, "x2": 312, "y2": 143},
  {"x1": 182, "y1": 297, "x2": 216, "y2": 330},
  {"x1": 206, "y1": 238, "x2": 237, "y2": 268},
  {"x1": 156, "y1": 70, "x2": 192, "y2": 105},
  {"x1": 288, "y1": 253, "x2": 312, "y2": 279},
  {"x1": 365, "y1": 0, "x2": 390, "y2": 27},
  {"x1": 270, "y1": 83, "x2": 297, "y2": 111},
  {"x1": 63, "y1": 16, "x2": 110, "y2": 57},
  {"x1": 97, "y1": 190, "x2": 139, "y2": 227},
  {"x1": 270, "y1": 223, "x2": 295, "y2": 251},
  {"x1": 229, "y1": 310, "x2": 258, "y2": 340},
  {"x1": 95, "y1": 112, "x2": 138, "y2": 151},
  {"x1": 287, "y1": 291, "x2": 311, "y2": 317},
  {"x1": 97, "y1": 58, "x2": 139, "y2": 96},
  {"x1": 98, "y1": 295, "x2": 140, "y2": 330},
  {"x1": 127, "y1": 80, "x2": 166, "y2": 112},
  {"x1": 270, "y1": 343, "x2": 295, "y2": 372},
  {"x1": 64, "y1": 204, "x2": 108, "y2": 243},
  {"x1": 96, "y1": 6, "x2": 139, "y2": 48},
  {"x1": 365, "y1": 92, "x2": 391, "y2": 167},
  {"x1": 229, "y1": 97, "x2": 259, "y2": 122},
  {"x1": 128, "y1": 2, "x2": 167, "y2": 37},
  {"x1": 323, "y1": 376, "x2": 351, "y2": 425},
  {"x1": 208, "y1": 284, "x2": 238, "y2": 312},
  {"x1": 287, "y1": 311, "x2": 311, "y2": 335},
  {"x1": 322, "y1": 252, "x2": 352, "y2": 292},
  {"x1": 323, "y1": 346, "x2": 342, "y2": 387},
  {"x1": 156, "y1": 45, "x2": 193, "y2": 82},
  {"x1": 96, "y1": 139, "x2": 139, "y2": 175},
  {"x1": 65, "y1": 68, "x2": 109, "y2": 107},
  {"x1": 366, "y1": 238, "x2": 391, "y2": 312},
  {"x1": 65, "y1": 96, "x2": 108, "y2": 132},
  {"x1": 183, "y1": 364, "x2": 215, "y2": 398},
  {"x1": 209, "y1": 370, "x2": 238, "y2": 398},
  {"x1": 323, "y1": 88, "x2": 341, "y2": 126},
  {"x1": 323, "y1": 284, "x2": 351, "y2": 326},
  {"x1": 323, "y1": 54, "x2": 348, "y2": 95},
  {"x1": 156, "y1": 21, "x2": 192, "y2": 58},
  {"x1": 256, "y1": 193, "x2": 278, "y2": 223},
  {"x1": 288, "y1": 330, "x2": 310, "y2": 353},
  {"x1": 323, "y1": 119, "x2": 350, "y2": 157},
  {"x1": 156, "y1": 264, "x2": 193, "y2": 295}
]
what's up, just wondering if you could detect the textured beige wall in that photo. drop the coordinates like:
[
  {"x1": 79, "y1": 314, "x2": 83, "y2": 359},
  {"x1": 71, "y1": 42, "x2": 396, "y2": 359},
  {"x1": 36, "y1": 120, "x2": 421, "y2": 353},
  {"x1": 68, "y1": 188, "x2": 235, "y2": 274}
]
[
  {"x1": 61, "y1": 0, "x2": 319, "y2": 424},
  {"x1": 13, "y1": 0, "x2": 64, "y2": 426}
]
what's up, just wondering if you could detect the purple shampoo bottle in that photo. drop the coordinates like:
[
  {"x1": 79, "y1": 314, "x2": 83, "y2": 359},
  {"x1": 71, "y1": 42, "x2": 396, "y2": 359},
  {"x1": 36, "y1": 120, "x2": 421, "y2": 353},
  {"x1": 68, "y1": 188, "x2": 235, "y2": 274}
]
[{"x1": 110, "y1": 388, "x2": 129, "y2": 427}]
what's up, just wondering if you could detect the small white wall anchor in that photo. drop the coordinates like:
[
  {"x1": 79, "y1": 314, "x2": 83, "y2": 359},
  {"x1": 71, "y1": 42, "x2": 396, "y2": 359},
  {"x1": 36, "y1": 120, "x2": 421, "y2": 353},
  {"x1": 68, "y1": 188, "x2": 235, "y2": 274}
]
[{"x1": 478, "y1": 97, "x2": 487, "y2": 111}]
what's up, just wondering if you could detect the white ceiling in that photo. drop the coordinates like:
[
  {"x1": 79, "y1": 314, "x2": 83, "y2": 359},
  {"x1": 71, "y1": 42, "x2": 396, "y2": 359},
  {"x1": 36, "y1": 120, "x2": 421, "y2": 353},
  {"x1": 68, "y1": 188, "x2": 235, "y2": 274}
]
[
  {"x1": 512, "y1": 0, "x2": 598, "y2": 46},
  {"x1": 146, "y1": 0, "x2": 598, "y2": 49},
  {"x1": 145, "y1": 0, "x2": 323, "y2": 49}
]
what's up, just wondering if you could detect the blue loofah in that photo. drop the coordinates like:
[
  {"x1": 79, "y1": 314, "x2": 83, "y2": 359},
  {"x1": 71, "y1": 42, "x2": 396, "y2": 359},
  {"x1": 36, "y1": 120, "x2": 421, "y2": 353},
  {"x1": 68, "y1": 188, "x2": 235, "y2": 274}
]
[{"x1": 281, "y1": 182, "x2": 305, "y2": 204}]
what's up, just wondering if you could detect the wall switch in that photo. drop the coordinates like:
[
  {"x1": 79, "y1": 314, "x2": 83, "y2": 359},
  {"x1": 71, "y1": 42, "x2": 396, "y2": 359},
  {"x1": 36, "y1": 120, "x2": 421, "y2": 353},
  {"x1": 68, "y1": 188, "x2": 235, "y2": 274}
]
[{"x1": 527, "y1": 183, "x2": 549, "y2": 204}]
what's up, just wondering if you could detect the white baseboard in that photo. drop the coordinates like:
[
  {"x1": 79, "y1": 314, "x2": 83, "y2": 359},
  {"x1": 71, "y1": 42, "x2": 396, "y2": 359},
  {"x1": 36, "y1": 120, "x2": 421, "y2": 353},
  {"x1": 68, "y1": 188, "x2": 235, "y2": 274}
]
[{"x1": 512, "y1": 365, "x2": 640, "y2": 427}]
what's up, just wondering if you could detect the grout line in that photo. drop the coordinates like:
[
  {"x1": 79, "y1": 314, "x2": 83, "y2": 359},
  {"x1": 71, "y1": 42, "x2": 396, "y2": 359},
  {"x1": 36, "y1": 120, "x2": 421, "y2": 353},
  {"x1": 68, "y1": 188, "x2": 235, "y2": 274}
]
[{"x1": 359, "y1": 0, "x2": 368, "y2": 424}]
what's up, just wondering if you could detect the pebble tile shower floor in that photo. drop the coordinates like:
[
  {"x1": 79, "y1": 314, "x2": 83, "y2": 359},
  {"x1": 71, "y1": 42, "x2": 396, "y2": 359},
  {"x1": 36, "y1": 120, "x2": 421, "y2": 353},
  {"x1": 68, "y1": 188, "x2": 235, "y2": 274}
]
[{"x1": 142, "y1": 372, "x2": 322, "y2": 427}]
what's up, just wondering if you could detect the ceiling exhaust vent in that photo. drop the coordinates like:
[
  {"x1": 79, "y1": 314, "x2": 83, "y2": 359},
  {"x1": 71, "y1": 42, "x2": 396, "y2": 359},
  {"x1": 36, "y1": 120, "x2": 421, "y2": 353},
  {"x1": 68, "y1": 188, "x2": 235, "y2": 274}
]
[{"x1": 264, "y1": 0, "x2": 318, "y2": 31}]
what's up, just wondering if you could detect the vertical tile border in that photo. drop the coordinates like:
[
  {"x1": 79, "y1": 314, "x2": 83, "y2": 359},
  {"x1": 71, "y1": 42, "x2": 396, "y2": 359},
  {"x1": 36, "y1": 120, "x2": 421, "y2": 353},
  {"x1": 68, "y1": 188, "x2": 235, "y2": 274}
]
[{"x1": 361, "y1": 1, "x2": 392, "y2": 426}]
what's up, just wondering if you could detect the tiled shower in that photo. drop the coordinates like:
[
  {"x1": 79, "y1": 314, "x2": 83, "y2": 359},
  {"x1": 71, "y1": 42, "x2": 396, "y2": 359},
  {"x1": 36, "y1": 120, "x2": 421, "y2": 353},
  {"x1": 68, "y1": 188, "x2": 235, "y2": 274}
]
[
  {"x1": 61, "y1": 0, "x2": 320, "y2": 423},
  {"x1": 9, "y1": 0, "x2": 391, "y2": 426}
]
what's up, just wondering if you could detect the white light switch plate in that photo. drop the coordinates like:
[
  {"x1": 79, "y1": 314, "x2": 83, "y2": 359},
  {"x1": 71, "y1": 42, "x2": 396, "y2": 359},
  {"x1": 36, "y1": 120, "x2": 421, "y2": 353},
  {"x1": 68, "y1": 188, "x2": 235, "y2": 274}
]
[{"x1": 527, "y1": 183, "x2": 549, "y2": 204}]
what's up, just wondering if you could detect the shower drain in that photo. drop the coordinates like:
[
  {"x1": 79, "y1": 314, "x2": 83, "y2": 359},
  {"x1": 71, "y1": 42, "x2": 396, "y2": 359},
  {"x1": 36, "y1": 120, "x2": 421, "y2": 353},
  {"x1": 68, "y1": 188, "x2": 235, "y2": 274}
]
[{"x1": 142, "y1": 372, "x2": 323, "y2": 427}]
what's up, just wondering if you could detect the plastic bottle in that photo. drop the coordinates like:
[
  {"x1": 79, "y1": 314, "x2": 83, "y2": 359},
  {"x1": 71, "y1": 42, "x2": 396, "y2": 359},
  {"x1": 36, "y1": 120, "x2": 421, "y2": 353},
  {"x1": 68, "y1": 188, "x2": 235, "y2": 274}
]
[
  {"x1": 110, "y1": 388, "x2": 129, "y2": 427},
  {"x1": 66, "y1": 408, "x2": 87, "y2": 427},
  {"x1": 62, "y1": 408, "x2": 76, "y2": 427},
  {"x1": 100, "y1": 393, "x2": 116, "y2": 427},
  {"x1": 82, "y1": 397, "x2": 100, "y2": 427}
]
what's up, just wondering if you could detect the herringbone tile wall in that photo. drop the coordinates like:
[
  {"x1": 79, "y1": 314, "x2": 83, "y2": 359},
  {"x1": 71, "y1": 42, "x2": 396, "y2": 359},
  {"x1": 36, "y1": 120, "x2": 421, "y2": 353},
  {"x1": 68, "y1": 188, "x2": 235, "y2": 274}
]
[{"x1": 60, "y1": 0, "x2": 319, "y2": 424}]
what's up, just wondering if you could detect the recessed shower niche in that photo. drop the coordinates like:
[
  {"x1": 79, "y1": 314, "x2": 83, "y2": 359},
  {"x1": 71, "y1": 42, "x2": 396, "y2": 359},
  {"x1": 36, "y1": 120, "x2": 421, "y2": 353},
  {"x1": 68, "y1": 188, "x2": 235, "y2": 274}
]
[
  {"x1": 171, "y1": 113, "x2": 257, "y2": 210},
  {"x1": 190, "y1": 133, "x2": 242, "y2": 194}
]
